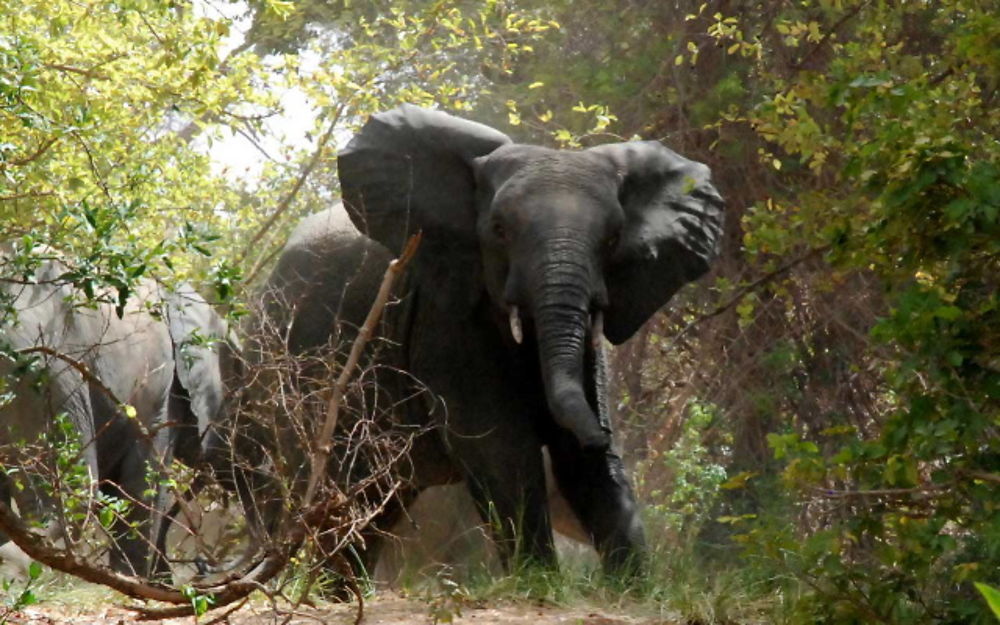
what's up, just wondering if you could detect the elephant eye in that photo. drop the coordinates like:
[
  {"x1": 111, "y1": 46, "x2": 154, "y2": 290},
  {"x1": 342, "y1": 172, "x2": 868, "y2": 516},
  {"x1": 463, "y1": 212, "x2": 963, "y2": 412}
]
[
  {"x1": 492, "y1": 220, "x2": 508, "y2": 242},
  {"x1": 605, "y1": 234, "x2": 619, "y2": 251}
]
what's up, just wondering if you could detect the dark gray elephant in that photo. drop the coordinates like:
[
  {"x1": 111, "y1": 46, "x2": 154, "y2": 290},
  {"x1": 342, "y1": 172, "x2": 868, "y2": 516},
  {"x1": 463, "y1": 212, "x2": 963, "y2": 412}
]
[
  {"x1": 246, "y1": 105, "x2": 723, "y2": 575},
  {"x1": 0, "y1": 256, "x2": 231, "y2": 578}
]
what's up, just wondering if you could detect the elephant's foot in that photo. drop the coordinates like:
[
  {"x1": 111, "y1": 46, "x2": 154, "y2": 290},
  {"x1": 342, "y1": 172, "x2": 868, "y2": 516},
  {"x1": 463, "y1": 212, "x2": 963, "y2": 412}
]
[{"x1": 548, "y1": 442, "x2": 647, "y2": 579}]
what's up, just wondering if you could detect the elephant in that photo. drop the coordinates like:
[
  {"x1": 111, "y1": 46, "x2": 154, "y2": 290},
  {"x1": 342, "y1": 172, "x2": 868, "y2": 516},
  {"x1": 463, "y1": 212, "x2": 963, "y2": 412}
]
[
  {"x1": 373, "y1": 452, "x2": 596, "y2": 585},
  {"x1": 235, "y1": 104, "x2": 724, "y2": 577},
  {"x1": 0, "y1": 254, "x2": 233, "y2": 578}
]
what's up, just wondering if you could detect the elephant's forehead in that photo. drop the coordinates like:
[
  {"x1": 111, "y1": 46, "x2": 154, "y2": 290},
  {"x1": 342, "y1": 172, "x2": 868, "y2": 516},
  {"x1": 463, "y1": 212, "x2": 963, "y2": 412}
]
[{"x1": 487, "y1": 147, "x2": 616, "y2": 203}]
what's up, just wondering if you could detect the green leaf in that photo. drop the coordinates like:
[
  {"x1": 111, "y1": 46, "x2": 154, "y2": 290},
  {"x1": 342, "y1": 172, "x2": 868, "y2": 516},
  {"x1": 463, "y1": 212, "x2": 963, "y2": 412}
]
[
  {"x1": 934, "y1": 306, "x2": 962, "y2": 321},
  {"x1": 974, "y1": 583, "x2": 1000, "y2": 619},
  {"x1": 99, "y1": 506, "x2": 114, "y2": 528}
]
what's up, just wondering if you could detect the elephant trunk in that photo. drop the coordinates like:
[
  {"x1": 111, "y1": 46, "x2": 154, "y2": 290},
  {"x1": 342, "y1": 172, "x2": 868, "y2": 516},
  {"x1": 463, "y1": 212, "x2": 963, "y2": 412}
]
[{"x1": 531, "y1": 254, "x2": 610, "y2": 452}]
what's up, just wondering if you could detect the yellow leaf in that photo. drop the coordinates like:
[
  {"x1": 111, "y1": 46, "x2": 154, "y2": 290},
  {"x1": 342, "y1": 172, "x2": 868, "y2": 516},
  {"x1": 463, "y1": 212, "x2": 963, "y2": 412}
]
[
  {"x1": 675, "y1": 54, "x2": 684, "y2": 66},
  {"x1": 721, "y1": 471, "x2": 758, "y2": 490},
  {"x1": 528, "y1": 81, "x2": 544, "y2": 89},
  {"x1": 772, "y1": 158, "x2": 782, "y2": 170}
]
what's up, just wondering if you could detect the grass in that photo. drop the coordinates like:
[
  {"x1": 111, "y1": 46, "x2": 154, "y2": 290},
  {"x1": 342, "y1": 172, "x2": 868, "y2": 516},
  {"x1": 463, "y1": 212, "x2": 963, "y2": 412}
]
[
  {"x1": 394, "y1": 538, "x2": 793, "y2": 625},
  {"x1": 0, "y1": 543, "x2": 796, "y2": 625}
]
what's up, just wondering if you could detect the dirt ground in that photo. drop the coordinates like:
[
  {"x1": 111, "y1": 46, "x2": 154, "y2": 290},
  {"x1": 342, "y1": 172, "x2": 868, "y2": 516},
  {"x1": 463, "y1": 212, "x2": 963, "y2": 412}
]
[{"x1": 3, "y1": 592, "x2": 677, "y2": 625}]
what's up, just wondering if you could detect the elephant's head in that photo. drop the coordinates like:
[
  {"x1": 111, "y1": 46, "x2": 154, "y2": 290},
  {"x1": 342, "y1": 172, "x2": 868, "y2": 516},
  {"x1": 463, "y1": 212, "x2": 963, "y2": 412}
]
[{"x1": 339, "y1": 105, "x2": 724, "y2": 452}]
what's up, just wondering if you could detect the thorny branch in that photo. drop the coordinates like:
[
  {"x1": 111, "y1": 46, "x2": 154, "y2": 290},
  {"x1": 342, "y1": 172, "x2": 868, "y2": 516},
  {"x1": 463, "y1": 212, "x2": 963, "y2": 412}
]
[
  {"x1": 303, "y1": 232, "x2": 422, "y2": 506},
  {"x1": 0, "y1": 237, "x2": 422, "y2": 621},
  {"x1": 662, "y1": 244, "x2": 831, "y2": 352},
  {"x1": 14, "y1": 345, "x2": 123, "y2": 407},
  {"x1": 242, "y1": 104, "x2": 346, "y2": 286}
]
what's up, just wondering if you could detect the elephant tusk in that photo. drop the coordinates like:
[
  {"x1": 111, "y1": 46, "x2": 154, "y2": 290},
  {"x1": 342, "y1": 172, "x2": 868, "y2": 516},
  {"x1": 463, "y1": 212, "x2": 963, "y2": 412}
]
[
  {"x1": 509, "y1": 306, "x2": 523, "y2": 344},
  {"x1": 591, "y1": 310, "x2": 604, "y2": 349}
]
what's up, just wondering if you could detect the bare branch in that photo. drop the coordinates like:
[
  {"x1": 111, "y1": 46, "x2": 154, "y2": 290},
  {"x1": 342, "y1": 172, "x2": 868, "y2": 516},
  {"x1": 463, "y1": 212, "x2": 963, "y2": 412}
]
[
  {"x1": 0, "y1": 190, "x2": 56, "y2": 202},
  {"x1": 303, "y1": 233, "x2": 422, "y2": 505},
  {"x1": 240, "y1": 104, "x2": 346, "y2": 281},
  {"x1": 15, "y1": 345, "x2": 124, "y2": 406},
  {"x1": 0, "y1": 237, "x2": 422, "y2": 621},
  {"x1": 662, "y1": 244, "x2": 831, "y2": 352}
]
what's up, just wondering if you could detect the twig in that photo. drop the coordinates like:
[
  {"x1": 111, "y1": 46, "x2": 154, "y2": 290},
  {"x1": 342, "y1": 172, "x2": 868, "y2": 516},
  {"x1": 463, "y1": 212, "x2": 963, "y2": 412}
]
[
  {"x1": 0, "y1": 191, "x2": 56, "y2": 202},
  {"x1": 239, "y1": 104, "x2": 345, "y2": 271},
  {"x1": 242, "y1": 244, "x2": 285, "y2": 290},
  {"x1": 336, "y1": 554, "x2": 365, "y2": 625},
  {"x1": 303, "y1": 232, "x2": 422, "y2": 505},
  {"x1": 791, "y1": 1, "x2": 869, "y2": 71},
  {"x1": 662, "y1": 244, "x2": 830, "y2": 352},
  {"x1": 15, "y1": 346, "x2": 123, "y2": 406},
  {"x1": 232, "y1": 123, "x2": 282, "y2": 164},
  {"x1": 5, "y1": 136, "x2": 60, "y2": 167},
  {"x1": 960, "y1": 469, "x2": 1000, "y2": 485},
  {"x1": 813, "y1": 484, "x2": 947, "y2": 499},
  {"x1": 202, "y1": 597, "x2": 250, "y2": 625},
  {"x1": 44, "y1": 63, "x2": 110, "y2": 80}
]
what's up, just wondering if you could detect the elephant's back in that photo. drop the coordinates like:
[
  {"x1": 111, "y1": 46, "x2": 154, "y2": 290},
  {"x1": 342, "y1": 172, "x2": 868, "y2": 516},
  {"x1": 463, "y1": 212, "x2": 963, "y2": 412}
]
[
  {"x1": 255, "y1": 203, "x2": 395, "y2": 356},
  {"x1": 0, "y1": 260, "x2": 99, "y2": 463}
]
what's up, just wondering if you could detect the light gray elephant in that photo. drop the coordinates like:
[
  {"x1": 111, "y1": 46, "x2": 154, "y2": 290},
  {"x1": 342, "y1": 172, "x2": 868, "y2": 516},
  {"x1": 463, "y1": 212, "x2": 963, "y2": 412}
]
[
  {"x1": 230, "y1": 105, "x2": 724, "y2": 578},
  {"x1": 0, "y1": 256, "x2": 232, "y2": 578}
]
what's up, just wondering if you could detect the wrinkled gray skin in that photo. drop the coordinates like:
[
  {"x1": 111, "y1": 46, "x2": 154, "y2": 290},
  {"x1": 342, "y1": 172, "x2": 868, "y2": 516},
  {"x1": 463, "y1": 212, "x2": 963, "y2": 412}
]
[
  {"x1": 0, "y1": 257, "x2": 231, "y2": 578},
  {"x1": 242, "y1": 105, "x2": 724, "y2": 575}
]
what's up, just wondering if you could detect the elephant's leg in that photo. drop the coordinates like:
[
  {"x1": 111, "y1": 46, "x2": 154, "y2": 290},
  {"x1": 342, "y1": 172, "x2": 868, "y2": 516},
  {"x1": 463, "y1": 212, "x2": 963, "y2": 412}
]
[
  {"x1": 102, "y1": 444, "x2": 167, "y2": 578},
  {"x1": 100, "y1": 480, "x2": 150, "y2": 576},
  {"x1": 467, "y1": 473, "x2": 552, "y2": 569},
  {"x1": 409, "y1": 299, "x2": 555, "y2": 570},
  {"x1": 547, "y1": 434, "x2": 646, "y2": 576},
  {"x1": 449, "y1": 433, "x2": 553, "y2": 570},
  {"x1": 0, "y1": 476, "x2": 10, "y2": 545}
]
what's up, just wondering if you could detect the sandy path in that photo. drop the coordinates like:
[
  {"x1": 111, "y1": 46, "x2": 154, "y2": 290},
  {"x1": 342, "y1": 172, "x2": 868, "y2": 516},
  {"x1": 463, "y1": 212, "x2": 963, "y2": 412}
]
[{"x1": 3, "y1": 593, "x2": 673, "y2": 625}]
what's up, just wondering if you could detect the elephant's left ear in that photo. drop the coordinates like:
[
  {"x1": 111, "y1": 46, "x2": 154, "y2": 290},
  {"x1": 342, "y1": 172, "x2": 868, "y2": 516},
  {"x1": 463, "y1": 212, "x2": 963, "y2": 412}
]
[{"x1": 589, "y1": 141, "x2": 725, "y2": 345}]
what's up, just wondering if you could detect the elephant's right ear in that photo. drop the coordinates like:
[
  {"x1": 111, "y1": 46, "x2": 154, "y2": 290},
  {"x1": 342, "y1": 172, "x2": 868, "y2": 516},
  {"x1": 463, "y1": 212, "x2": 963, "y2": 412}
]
[
  {"x1": 162, "y1": 285, "x2": 232, "y2": 441},
  {"x1": 338, "y1": 104, "x2": 512, "y2": 255}
]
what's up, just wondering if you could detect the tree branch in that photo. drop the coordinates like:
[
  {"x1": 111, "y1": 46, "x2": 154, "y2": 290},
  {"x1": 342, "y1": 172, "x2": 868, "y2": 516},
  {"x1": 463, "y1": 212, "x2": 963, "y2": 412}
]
[
  {"x1": 15, "y1": 346, "x2": 123, "y2": 406},
  {"x1": 239, "y1": 104, "x2": 345, "y2": 278},
  {"x1": 5, "y1": 136, "x2": 61, "y2": 168},
  {"x1": 663, "y1": 244, "x2": 831, "y2": 352},
  {"x1": 0, "y1": 191, "x2": 55, "y2": 202},
  {"x1": 303, "y1": 232, "x2": 422, "y2": 505}
]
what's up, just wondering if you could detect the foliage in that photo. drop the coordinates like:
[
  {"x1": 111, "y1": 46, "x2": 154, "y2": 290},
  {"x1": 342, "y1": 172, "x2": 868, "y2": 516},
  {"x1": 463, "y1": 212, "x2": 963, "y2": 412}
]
[
  {"x1": 680, "y1": 2, "x2": 999, "y2": 623},
  {"x1": 0, "y1": 0, "x2": 262, "y2": 303},
  {"x1": 472, "y1": 1, "x2": 998, "y2": 622},
  {"x1": 424, "y1": 575, "x2": 469, "y2": 625},
  {"x1": 0, "y1": 561, "x2": 42, "y2": 624},
  {"x1": 975, "y1": 583, "x2": 1000, "y2": 621},
  {"x1": 1, "y1": 0, "x2": 998, "y2": 622},
  {"x1": 639, "y1": 400, "x2": 728, "y2": 548},
  {"x1": 0, "y1": 0, "x2": 560, "y2": 615}
]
